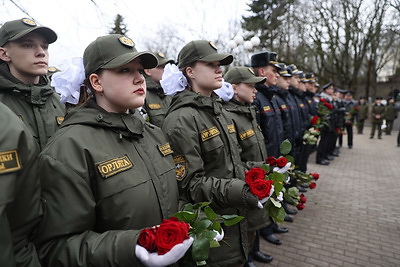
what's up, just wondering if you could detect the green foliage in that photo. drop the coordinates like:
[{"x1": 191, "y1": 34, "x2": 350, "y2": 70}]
[
  {"x1": 280, "y1": 139, "x2": 292, "y2": 155},
  {"x1": 174, "y1": 202, "x2": 244, "y2": 266}
]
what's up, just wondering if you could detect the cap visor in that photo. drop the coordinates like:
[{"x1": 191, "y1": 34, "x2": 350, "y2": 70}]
[
  {"x1": 243, "y1": 77, "x2": 266, "y2": 84},
  {"x1": 201, "y1": 53, "x2": 233, "y2": 66},
  {"x1": 10, "y1": 27, "x2": 57, "y2": 44},
  {"x1": 103, "y1": 51, "x2": 158, "y2": 70}
]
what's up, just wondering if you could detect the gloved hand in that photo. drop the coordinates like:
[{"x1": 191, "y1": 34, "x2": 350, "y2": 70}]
[
  {"x1": 213, "y1": 228, "x2": 224, "y2": 241},
  {"x1": 257, "y1": 185, "x2": 275, "y2": 208},
  {"x1": 273, "y1": 162, "x2": 291, "y2": 174},
  {"x1": 135, "y1": 237, "x2": 194, "y2": 267}
]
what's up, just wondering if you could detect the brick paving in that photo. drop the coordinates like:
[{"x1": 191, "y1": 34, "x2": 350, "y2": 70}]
[{"x1": 258, "y1": 125, "x2": 400, "y2": 267}]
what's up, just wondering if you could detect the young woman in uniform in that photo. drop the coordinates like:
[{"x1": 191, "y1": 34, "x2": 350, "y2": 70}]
[
  {"x1": 161, "y1": 40, "x2": 263, "y2": 267},
  {"x1": 35, "y1": 34, "x2": 191, "y2": 267}
]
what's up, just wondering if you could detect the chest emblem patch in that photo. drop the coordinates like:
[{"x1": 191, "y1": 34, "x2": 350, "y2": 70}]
[
  {"x1": 97, "y1": 155, "x2": 133, "y2": 179},
  {"x1": 157, "y1": 143, "x2": 173, "y2": 156},
  {"x1": 0, "y1": 150, "x2": 21, "y2": 174},
  {"x1": 200, "y1": 126, "x2": 220, "y2": 141},
  {"x1": 239, "y1": 129, "x2": 255, "y2": 140},
  {"x1": 148, "y1": 103, "x2": 161, "y2": 110}
]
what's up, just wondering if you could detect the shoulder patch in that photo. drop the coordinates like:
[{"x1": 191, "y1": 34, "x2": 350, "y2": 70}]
[
  {"x1": 56, "y1": 116, "x2": 64, "y2": 125},
  {"x1": 173, "y1": 155, "x2": 188, "y2": 181},
  {"x1": 200, "y1": 126, "x2": 220, "y2": 141},
  {"x1": 227, "y1": 124, "x2": 236, "y2": 133},
  {"x1": 157, "y1": 143, "x2": 173, "y2": 156},
  {"x1": 0, "y1": 150, "x2": 21, "y2": 174},
  {"x1": 96, "y1": 155, "x2": 133, "y2": 179},
  {"x1": 239, "y1": 129, "x2": 255, "y2": 140},
  {"x1": 148, "y1": 103, "x2": 162, "y2": 110}
]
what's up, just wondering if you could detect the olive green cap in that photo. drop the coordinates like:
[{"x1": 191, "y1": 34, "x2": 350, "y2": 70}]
[
  {"x1": 177, "y1": 40, "x2": 233, "y2": 68},
  {"x1": 154, "y1": 52, "x2": 175, "y2": 66},
  {"x1": 224, "y1": 67, "x2": 266, "y2": 84},
  {"x1": 83, "y1": 34, "x2": 158, "y2": 77},
  {"x1": 0, "y1": 18, "x2": 57, "y2": 47}
]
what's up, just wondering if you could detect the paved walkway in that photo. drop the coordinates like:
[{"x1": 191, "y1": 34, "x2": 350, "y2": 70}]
[{"x1": 259, "y1": 126, "x2": 400, "y2": 267}]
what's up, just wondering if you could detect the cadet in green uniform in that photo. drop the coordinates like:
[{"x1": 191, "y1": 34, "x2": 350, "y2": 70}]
[
  {"x1": 143, "y1": 52, "x2": 174, "y2": 127},
  {"x1": 0, "y1": 18, "x2": 65, "y2": 151},
  {"x1": 217, "y1": 67, "x2": 274, "y2": 266},
  {"x1": 35, "y1": 34, "x2": 190, "y2": 267},
  {"x1": 384, "y1": 97, "x2": 397, "y2": 135},
  {"x1": 370, "y1": 96, "x2": 385, "y2": 139},
  {"x1": 0, "y1": 102, "x2": 41, "y2": 267},
  {"x1": 161, "y1": 40, "x2": 262, "y2": 266},
  {"x1": 356, "y1": 96, "x2": 368, "y2": 134}
]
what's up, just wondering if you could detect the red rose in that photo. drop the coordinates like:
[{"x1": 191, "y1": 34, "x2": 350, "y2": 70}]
[
  {"x1": 354, "y1": 106, "x2": 359, "y2": 111},
  {"x1": 296, "y1": 203, "x2": 305, "y2": 210},
  {"x1": 309, "y1": 182, "x2": 317, "y2": 189},
  {"x1": 265, "y1": 156, "x2": 277, "y2": 166},
  {"x1": 310, "y1": 115, "x2": 319, "y2": 125},
  {"x1": 310, "y1": 173, "x2": 320, "y2": 180},
  {"x1": 299, "y1": 193, "x2": 307, "y2": 203},
  {"x1": 138, "y1": 227, "x2": 158, "y2": 252},
  {"x1": 320, "y1": 98, "x2": 326, "y2": 102},
  {"x1": 245, "y1": 167, "x2": 267, "y2": 185},
  {"x1": 155, "y1": 218, "x2": 190, "y2": 255},
  {"x1": 323, "y1": 102, "x2": 333, "y2": 110},
  {"x1": 249, "y1": 179, "x2": 274, "y2": 199},
  {"x1": 276, "y1": 157, "x2": 288, "y2": 168}
]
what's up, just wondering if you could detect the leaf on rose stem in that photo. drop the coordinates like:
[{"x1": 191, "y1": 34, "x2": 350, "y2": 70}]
[
  {"x1": 279, "y1": 139, "x2": 292, "y2": 155},
  {"x1": 270, "y1": 197, "x2": 282, "y2": 208},
  {"x1": 266, "y1": 201, "x2": 285, "y2": 223},
  {"x1": 211, "y1": 221, "x2": 222, "y2": 233},
  {"x1": 209, "y1": 239, "x2": 220, "y2": 248},
  {"x1": 204, "y1": 206, "x2": 218, "y2": 221},
  {"x1": 285, "y1": 155, "x2": 295, "y2": 165},
  {"x1": 221, "y1": 215, "x2": 244, "y2": 226},
  {"x1": 192, "y1": 237, "x2": 210, "y2": 262},
  {"x1": 194, "y1": 219, "x2": 212, "y2": 233},
  {"x1": 269, "y1": 172, "x2": 284, "y2": 193},
  {"x1": 199, "y1": 229, "x2": 217, "y2": 242},
  {"x1": 191, "y1": 202, "x2": 212, "y2": 210},
  {"x1": 261, "y1": 163, "x2": 270, "y2": 173},
  {"x1": 173, "y1": 211, "x2": 196, "y2": 222}
]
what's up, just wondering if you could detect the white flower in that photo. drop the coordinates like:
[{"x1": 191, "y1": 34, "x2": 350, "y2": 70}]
[
  {"x1": 51, "y1": 57, "x2": 85, "y2": 105},
  {"x1": 160, "y1": 63, "x2": 188, "y2": 96}
]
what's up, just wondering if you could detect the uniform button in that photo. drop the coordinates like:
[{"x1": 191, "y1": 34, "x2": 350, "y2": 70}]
[{"x1": 96, "y1": 114, "x2": 104, "y2": 121}]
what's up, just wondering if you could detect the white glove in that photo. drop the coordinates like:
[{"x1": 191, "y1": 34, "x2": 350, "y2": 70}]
[
  {"x1": 257, "y1": 185, "x2": 275, "y2": 208},
  {"x1": 213, "y1": 228, "x2": 224, "y2": 241},
  {"x1": 273, "y1": 162, "x2": 291, "y2": 174},
  {"x1": 135, "y1": 237, "x2": 194, "y2": 267},
  {"x1": 276, "y1": 192, "x2": 284, "y2": 202}
]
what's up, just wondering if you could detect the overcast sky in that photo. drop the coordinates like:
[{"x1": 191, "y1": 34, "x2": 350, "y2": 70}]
[{"x1": 1, "y1": 0, "x2": 251, "y2": 66}]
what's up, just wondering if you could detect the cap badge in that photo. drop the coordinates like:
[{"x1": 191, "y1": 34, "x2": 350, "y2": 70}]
[
  {"x1": 118, "y1": 36, "x2": 134, "y2": 47},
  {"x1": 157, "y1": 52, "x2": 165, "y2": 58},
  {"x1": 22, "y1": 18, "x2": 37, "y2": 27},
  {"x1": 209, "y1": 41, "x2": 218, "y2": 50},
  {"x1": 248, "y1": 68, "x2": 255, "y2": 75}
]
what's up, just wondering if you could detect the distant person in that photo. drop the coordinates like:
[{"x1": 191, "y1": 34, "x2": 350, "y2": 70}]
[
  {"x1": 384, "y1": 96, "x2": 397, "y2": 135},
  {"x1": 356, "y1": 96, "x2": 368, "y2": 134},
  {"x1": 370, "y1": 96, "x2": 385, "y2": 139}
]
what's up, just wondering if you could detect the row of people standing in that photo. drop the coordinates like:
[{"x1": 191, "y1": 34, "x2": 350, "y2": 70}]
[{"x1": 1, "y1": 18, "x2": 295, "y2": 267}]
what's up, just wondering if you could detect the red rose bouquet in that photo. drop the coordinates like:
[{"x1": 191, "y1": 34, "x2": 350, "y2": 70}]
[
  {"x1": 138, "y1": 217, "x2": 190, "y2": 255},
  {"x1": 245, "y1": 167, "x2": 274, "y2": 200}
]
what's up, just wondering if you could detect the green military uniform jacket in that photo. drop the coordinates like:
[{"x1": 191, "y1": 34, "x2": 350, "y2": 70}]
[
  {"x1": 0, "y1": 64, "x2": 65, "y2": 151},
  {"x1": 162, "y1": 90, "x2": 254, "y2": 266},
  {"x1": 0, "y1": 102, "x2": 42, "y2": 267},
  {"x1": 222, "y1": 99, "x2": 270, "y2": 231},
  {"x1": 384, "y1": 103, "x2": 397, "y2": 121},
  {"x1": 357, "y1": 103, "x2": 368, "y2": 121},
  {"x1": 36, "y1": 101, "x2": 179, "y2": 267},
  {"x1": 371, "y1": 104, "x2": 385, "y2": 123},
  {"x1": 144, "y1": 77, "x2": 172, "y2": 127}
]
